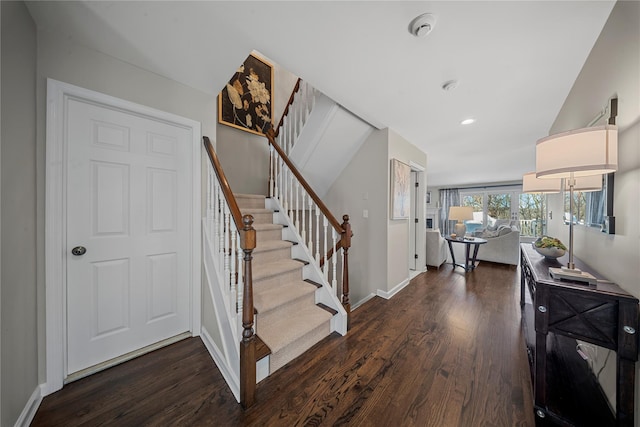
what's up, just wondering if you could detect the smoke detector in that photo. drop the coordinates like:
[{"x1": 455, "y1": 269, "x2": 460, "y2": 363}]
[
  {"x1": 409, "y1": 13, "x2": 436, "y2": 37},
  {"x1": 442, "y1": 80, "x2": 459, "y2": 91}
]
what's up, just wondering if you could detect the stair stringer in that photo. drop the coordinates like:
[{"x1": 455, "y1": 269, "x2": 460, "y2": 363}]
[
  {"x1": 201, "y1": 218, "x2": 240, "y2": 401},
  {"x1": 266, "y1": 197, "x2": 348, "y2": 336}
]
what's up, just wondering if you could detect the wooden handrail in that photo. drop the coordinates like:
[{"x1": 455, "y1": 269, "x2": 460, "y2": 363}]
[
  {"x1": 265, "y1": 129, "x2": 344, "y2": 234},
  {"x1": 203, "y1": 135, "x2": 257, "y2": 409},
  {"x1": 272, "y1": 78, "x2": 301, "y2": 138},
  {"x1": 203, "y1": 136, "x2": 245, "y2": 234}
]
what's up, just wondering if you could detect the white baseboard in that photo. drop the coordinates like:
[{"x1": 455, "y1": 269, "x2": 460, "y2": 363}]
[
  {"x1": 15, "y1": 385, "x2": 43, "y2": 427},
  {"x1": 351, "y1": 293, "x2": 377, "y2": 310},
  {"x1": 377, "y1": 277, "x2": 410, "y2": 300},
  {"x1": 200, "y1": 327, "x2": 240, "y2": 402}
]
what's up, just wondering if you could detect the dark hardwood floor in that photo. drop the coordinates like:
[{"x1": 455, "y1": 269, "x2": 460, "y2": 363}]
[{"x1": 32, "y1": 262, "x2": 535, "y2": 426}]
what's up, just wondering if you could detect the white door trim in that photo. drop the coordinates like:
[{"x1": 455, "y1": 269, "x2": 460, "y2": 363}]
[{"x1": 44, "y1": 79, "x2": 201, "y2": 395}]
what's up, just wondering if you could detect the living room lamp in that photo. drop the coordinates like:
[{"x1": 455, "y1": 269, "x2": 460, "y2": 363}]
[
  {"x1": 448, "y1": 206, "x2": 474, "y2": 238},
  {"x1": 535, "y1": 124, "x2": 617, "y2": 276}
]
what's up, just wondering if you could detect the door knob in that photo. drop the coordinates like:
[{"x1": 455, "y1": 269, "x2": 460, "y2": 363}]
[{"x1": 71, "y1": 246, "x2": 87, "y2": 256}]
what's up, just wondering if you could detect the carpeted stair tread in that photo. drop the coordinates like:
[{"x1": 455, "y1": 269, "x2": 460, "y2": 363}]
[
  {"x1": 235, "y1": 194, "x2": 267, "y2": 209},
  {"x1": 257, "y1": 305, "x2": 332, "y2": 354},
  {"x1": 253, "y1": 259, "x2": 303, "y2": 281},
  {"x1": 254, "y1": 280, "x2": 317, "y2": 314},
  {"x1": 252, "y1": 223, "x2": 283, "y2": 232}
]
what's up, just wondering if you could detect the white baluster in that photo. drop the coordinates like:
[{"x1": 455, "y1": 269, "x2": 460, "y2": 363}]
[
  {"x1": 293, "y1": 103, "x2": 298, "y2": 141},
  {"x1": 331, "y1": 228, "x2": 338, "y2": 289},
  {"x1": 269, "y1": 145, "x2": 274, "y2": 198},
  {"x1": 301, "y1": 192, "x2": 306, "y2": 242},
  {"x1": 293, "y1": 180, "x2": 300, "y2": 232},
  {"x1": 315, "y1": 203, "x2": 321, "y2": 265},
  {"x1": 323, "y1": 216, "x2": 328, "y2": 281},
  {"x1": 307, "y1": 196, "x2": 313, "y2": 251},
  {"x1": 289, "y1": 170, "x2": 295, "y2": 224},
  {"x1": 230, "y1": 223, "x2": 237, "y2": 297},
  {"x1": 224, "y1": 207, "x2": 231, "y2": 290},
  {"x1": 218, "y1": 188, "x2": 224, "y2": 263}
]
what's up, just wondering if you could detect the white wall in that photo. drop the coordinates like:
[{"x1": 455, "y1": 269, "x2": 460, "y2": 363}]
[
  {"x1": 546, "y1": 0, "x2": 639, "y2": 414},
  {"x1": 1, "y1": 2, "x2": 38, "y2": 425}
]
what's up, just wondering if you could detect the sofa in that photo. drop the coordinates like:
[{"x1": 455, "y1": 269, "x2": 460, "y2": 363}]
[
  {"x1": 426, "y1": 229, "x2": 448, "y2": 268},
  {"x1": 450, "y1": 223, "x2": 520, "y2": 266}
]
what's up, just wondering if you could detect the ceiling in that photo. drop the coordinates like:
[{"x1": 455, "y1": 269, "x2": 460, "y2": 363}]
[{"x1": 25, "y1": 1, "x2": 615, "y2": 188}]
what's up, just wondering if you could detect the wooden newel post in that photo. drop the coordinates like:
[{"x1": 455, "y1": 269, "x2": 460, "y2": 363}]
[
  {"x1": 341, "y1": 214, "x2": 352, "y2": 327},
  {"x1": 239, "y1": 214, "x2": 256, "y2": 409}
]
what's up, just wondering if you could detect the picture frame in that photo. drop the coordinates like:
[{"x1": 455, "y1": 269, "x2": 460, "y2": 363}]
[
  {"x1": 391, "y1": 159, "x2": 411, "y2": 219},
  {"x1": 426, "y1": 191, "x2": 431, "y2": 204},
  {"x1": 218, "y1": 53, "x2": 273, "y2": 136}
]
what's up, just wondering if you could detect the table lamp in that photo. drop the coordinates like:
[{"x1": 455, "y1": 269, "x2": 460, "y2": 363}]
[
  {"x1": 522, "y1": 172, "x2": 561, "y2": 194},
  {"x1": 536, "y1": 124, "x2": 617, "y2": 283},
  {"x1": 448, "y1": 206, "x2": 474, "y2": 238}
]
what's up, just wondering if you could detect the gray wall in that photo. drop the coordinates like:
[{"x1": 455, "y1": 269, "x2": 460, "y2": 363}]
[
  {"x1": 217, "y1": 124, "x2": 270, "y2": 195},
  {"x1": 545, "y1": 0, "x2": 639, "y2": 412},
  {"x1": 324, "y1": 129, "x2": 388, "y2": 305},
  {"x1": 324, "y1": 128, "x2": 427, "y2": 306},
  {"x1": 1, "y1": 2, "x2": 38, "y2": 425}
]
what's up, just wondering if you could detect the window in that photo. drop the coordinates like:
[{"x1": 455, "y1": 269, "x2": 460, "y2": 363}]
[
  {"x1": 519, "y1": 193, "x2": 547, "y2": 238},
  {"x1": 459, "y1": 186, "x2": 546, "y2": 239}
]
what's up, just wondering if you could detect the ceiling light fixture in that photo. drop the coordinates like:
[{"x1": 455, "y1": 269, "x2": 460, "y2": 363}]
[
  {"x1": 461, "y1": 118, "x2": 475, "y2": 125},
  {"x1": 409, "y1": 13, "x2": 436, "y2": 38}
]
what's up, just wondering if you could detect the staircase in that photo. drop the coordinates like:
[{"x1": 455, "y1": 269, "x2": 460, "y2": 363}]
[
  {"x1": 202, "y1": 78, "x2": 353, "y2": 409},
  {"x1": 236, "y1": 194, "x2": 334, "y2": 374}
]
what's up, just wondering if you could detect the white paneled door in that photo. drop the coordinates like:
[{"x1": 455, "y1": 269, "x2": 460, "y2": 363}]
[{"x1": 66, "y1": 98, "x2": 191, "y2": 375}]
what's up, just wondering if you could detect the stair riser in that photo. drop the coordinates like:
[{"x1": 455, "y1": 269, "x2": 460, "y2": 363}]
[
  {"x1": 254, "y1": 268, "x2": 302, "y2": 290},
  {"x1": 257, "y1": 293, "x2": 317, "y2": 330},
  {"x1": 269, "y1": 320, "x2": 331, "y2": 372},
  {"x1": 236, "y1": 197, "x2": 266, "y2": 210},
  {"x1": 253, "y1": 247, "x2": 293, "y2": 266},
  {"x1": 244, "y1": 211, "x2": 274, "y2": 224},
  {"x1": 255, "y1": 228, "x2": 283, "y2": 242}
]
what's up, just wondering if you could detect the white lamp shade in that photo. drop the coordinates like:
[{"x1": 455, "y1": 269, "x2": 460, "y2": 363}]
[
  {"x1": 522, "y1": 172, "x2": 561, "y2": 193},
  {"x1": 566, "y1": 174, "x2": 603, "y2": 192},
  {"x1": 448, "y1": 206, "x2": 474, "y2": 222},
  {"x1": 536, "y1": 124, "x2": 617, "y2": 179}
]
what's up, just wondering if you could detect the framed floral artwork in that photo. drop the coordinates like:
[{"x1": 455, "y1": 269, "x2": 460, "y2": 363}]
[
  {"x1": 391, "y1": 159, "x2": 411, "y2": 220},
  {"x1": 218, "y1": 53, "x2": 273, "y2": 136}
]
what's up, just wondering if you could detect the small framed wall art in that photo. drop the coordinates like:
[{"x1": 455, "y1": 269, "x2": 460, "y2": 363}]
[{"x1": 218, "y1": 53, "x2": 273, "y2": 136}]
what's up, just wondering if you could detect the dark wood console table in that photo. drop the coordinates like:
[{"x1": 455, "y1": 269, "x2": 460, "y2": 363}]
[{"x1": 520, "y1": 243, "x2": 639, "y2": 426}]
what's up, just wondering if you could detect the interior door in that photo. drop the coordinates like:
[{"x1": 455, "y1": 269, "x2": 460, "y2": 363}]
[{"x1": 66, "y1": 98, "x2": 191, "y2": 376}]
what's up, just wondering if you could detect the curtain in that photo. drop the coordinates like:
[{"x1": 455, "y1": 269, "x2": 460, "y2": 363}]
[{"x1": 439, "y1": 188, "x2": 460, "y2": 236}]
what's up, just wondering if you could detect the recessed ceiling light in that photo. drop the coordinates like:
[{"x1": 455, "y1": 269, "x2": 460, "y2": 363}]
[
  {"x1": 461, "y1": 118, "x2": 475, "y2": 125},
  {"x1": 409, "y1": 13, "x2": 436, "y2": 38}
]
